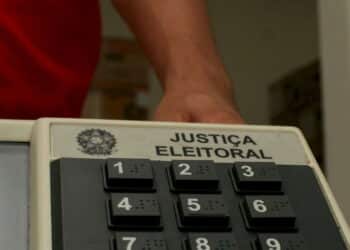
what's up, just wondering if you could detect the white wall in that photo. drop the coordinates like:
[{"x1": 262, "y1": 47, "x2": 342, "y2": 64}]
[
  {"x1": 319, "y1": 0, "x2": 350, "y2": 223},
  {"x1": 207, "y1": 0, "x2": 319, "y2": 123},
  {"x1": 99, "y1": 0, "x2": 319, "y2": 123},
  {"x1": 100, "y1": 0, "x2": 132, "y2": 38}
]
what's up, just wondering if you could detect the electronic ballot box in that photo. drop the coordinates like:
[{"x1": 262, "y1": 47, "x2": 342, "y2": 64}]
[{"x1": 0, "y1": 118, "x2": 349, "y2": 250}]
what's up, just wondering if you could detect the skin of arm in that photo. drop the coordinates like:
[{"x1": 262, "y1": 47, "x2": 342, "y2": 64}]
[{"x1": 112, "y1": 0, "x2": 244, "y2": 124}]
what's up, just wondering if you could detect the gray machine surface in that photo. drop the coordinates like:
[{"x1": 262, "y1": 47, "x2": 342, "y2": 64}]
[{"x1": 0, "y1": 143, "x2": 29, "y2": 250}]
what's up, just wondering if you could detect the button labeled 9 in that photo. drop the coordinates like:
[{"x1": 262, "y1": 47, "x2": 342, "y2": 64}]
[{"x1": 256, "y1": 234, "x2": 308, "y2": 250}]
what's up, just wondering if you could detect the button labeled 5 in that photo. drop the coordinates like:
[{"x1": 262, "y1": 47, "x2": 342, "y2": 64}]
[{"x1": 177, "y1": 194, "x2": 230, "y2": 230}]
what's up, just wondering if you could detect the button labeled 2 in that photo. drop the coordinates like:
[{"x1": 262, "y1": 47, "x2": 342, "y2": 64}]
[
  {"x1": 243, "y1": 195, "x2": 296, "y2": 230},
  {"x1": 177, "y1": 194, "x2": 230, "y2": 230},
  {"x1": 109, "y1": 193, "x2": 161, "y2": 228},
  {"x1": 115, "y1": 232, "x2": 167, "y2": 250},
  {"x1": 170, "y1": 161, "x2": 219, "y2": 191}
]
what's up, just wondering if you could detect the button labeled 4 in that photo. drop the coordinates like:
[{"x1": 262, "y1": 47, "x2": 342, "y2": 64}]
[{"x1": 109, "y1": 193, "x2": 161, "y2": 229}]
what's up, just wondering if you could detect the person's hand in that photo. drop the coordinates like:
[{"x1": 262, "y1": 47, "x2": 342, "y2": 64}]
[{"x1": 153, "y1": 77, "x2": 244, "y2": 124}]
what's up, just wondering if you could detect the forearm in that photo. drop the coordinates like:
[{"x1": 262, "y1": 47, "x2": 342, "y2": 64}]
[{"x1": 113, "y1": 0, "x2": 232, "y2": 94}]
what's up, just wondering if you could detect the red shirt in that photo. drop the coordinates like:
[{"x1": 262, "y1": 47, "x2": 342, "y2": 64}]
[{"x1": 0, "y1": 0, "x2": 101, "y2": 119}]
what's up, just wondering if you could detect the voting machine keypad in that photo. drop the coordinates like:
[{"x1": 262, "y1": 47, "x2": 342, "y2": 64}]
[{"x1": 50, "y1": 159, "x2": 347, "y2": 250}]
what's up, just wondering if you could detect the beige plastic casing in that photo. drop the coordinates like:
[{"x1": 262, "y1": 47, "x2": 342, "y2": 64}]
[
  {"x1": 0, "y1": 120, "x2": 33, "y2": 142},
  {"x1": 0, "y1": 118, "x2": 348, "y2": 249}
]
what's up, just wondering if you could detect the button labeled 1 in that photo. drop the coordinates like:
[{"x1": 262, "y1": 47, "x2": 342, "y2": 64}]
[
  {"x1": 115, "y1": 232, "x2": 167, "y2": 250},
  {"x1": 256, "y1": 234, "x2": 308, "y2": 250},
  {"x1": 106, "y1": 159, "x2": 154, "y2": 190},
  {"x1": 170, "y1": 161, "x2": 219, "y2": 191},
  {"x1": 109, "y1": 193, "x2": 161, "y2": 228},
  {"x1": 177, "y1": 194, "x2": 230, "y2": 230},
  {"x1": 186, "y1": 233, "x2": 239, "y2": 250},
  {"x1": 233, "y1": 162, "x2": 282, "y2": 193},
  {"x1": 243, "y1": 195, "x2": 296, "y2": 230}
]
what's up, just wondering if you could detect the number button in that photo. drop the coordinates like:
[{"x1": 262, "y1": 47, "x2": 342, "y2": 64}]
[
  {"x1": 177, "y1": 194, "x2": 230, "y2": 230},
  {"x1": 233, "y1": 162, "x2": 282, "y2": 193},
  {"x1": 109, "y1": 193, "x2": 161, "y2": 229},
  {"x1": 242, "y1": 195, "x2": 296, "y2": 230},
  {"x1": 105, "y1": 159, "x2": 154, "y2": 190},
  {"x1": 186, "y1": 233, "x2": 239, "y2": 250},
  {"x1": 256, "y1": 234, "x2": 308, "y2": 250},
  {"x1": 115, "y1": 233, "x2": 167, "y2": 250},
  {"x1": 170, "y1": 161, "x2": 219, "y2": 192}
]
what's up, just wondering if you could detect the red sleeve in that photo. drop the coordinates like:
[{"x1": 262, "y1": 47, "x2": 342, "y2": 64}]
[{"x1": 0, "y1": 0, "x2": 101, "y2": 118}]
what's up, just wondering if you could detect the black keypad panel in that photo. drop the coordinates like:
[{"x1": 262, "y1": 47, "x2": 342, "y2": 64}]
[
  {"x1": 242, "y1": 195, "x2": 296, "y2": 231},
  {"x1": 233, "y1": 162, "x2": 282, "y2": 193},
  {"x1": 105, "y1": 159, "x2": 154, "y2": 191},
  {"x1": 115, "y1": 232, "x2": 167, "y2": 250},
  {"x1": 169, "y1": 161, "x2": 219, "y2": 192},
  {"x1": 186, "y1": 233, "x2": 239, "y2": 250},
  {"x1": 50, "y1": 159, "x2": 348, "y2": 250},
  {"x1": 177, "y1": 194, "x2": 230, "y2": 230},
  {"x1": 255, "y1": 233, "x2": 308, "y2": 250},
  {"x1": 109, "y1": 193, "x2": 161, "y2": 229}
]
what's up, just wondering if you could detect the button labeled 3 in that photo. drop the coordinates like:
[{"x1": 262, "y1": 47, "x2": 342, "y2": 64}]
[{"x1": 233, "y1": 162, "x2": 282, "y2": 193}]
